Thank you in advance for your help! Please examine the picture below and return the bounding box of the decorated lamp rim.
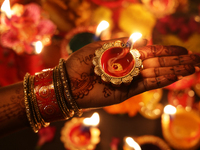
[93,40,142,85]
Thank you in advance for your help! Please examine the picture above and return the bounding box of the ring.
[93,40,142,85]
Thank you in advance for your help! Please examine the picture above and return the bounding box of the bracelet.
[59,58,83,117]
[31,75,50,127]
[24,59,83,132]
[23,73,39,133]
[53,67,74,119]
[34,69,65,122]
[29,75,42,130]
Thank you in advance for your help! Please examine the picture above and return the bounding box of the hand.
[65,37,200,109]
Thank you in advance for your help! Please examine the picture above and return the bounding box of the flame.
[126,137,141,150]
[129,32,142,43]
[83,112,100,126]
[164,105,177,115]
[1,0,12,18]
[95,20,109,37]
[34,41,43,54]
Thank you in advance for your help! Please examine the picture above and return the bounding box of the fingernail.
[177,75,183,80]
[188,50,193,54]
[195,63,200,67]
[195,66,200,72]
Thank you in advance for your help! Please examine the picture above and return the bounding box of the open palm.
[65,38,200,109]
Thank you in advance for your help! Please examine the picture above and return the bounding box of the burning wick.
[107,32,142,76]
[83,112,100,127]
[126,137,141,150]
[33,41,43,54]
[93,20,109,41]
[126,32,142,50]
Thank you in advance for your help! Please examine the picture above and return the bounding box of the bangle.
[32,75,50,127]
[34,69,65,122]
[53,67,74,119]
[59,58,83,117]
[23,73,39,133]
[29,75,42,130]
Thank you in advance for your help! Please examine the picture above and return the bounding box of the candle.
[33,41,43,54]
[67,21,109,54]
[60,112,100,150]
[161,106,200,150]
[93,32,143,86]
[125,137,141,150]
[124,135,171,150]
[126,32,142,50]
[93,20,109,41]
[1,0,12,19]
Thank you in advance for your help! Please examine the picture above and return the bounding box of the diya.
[123,135,171,150]
[93,39,142,86]
[60,113,100,150]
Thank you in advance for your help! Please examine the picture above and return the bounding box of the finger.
[141,64,195,78]
[129,74,178,97]
[137,45,188,60]
[133,39,148,48]
[142,54,200,68]
[142,75,178,91]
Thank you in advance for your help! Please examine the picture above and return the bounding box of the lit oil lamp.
[93,32,143,86]
[161,105,200,150]
[123,135,171,150]
[60,112,100,150]
[124,137,141,150]
[61,20,110,58]
[33,41,43,54]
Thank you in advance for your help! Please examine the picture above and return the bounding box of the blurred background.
[0,0,200,150]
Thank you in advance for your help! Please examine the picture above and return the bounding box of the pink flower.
[0,3,56,54]
[37,126,56,148]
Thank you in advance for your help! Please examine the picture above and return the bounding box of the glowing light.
[126,137,141,150]
[95,20,109,37]
[164,105,176,115]
[83,112,100,126]
[1,0,12,18]
[129,32,142,43]
[33,41,43,54]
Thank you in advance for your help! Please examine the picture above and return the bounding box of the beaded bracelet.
[59,58,83,117]
[23,73,39,133]
[53,67,74,119]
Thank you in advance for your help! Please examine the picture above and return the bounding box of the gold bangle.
[53,67,71,119]
[23,73,38,133]
[55,66,74,118]
[59,58,83,117]
[29,75,41,131]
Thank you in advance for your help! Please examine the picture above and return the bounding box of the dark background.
[0,90,199,150]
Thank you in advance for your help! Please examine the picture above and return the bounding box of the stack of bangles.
[23,58,83,133]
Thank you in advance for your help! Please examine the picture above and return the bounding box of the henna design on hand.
[103,85,115,98]
[77,54,95,65]
[0,88,26,122]
[142,74,177,90]
[190,54,200,63]
[158,57,166,67]
[70,72,97,99]
[154,68,160,77]
[103,87,112,98]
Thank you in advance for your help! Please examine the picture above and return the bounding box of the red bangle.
[34,68,66,122]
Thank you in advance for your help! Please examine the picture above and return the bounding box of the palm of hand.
[65,38,200,109]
